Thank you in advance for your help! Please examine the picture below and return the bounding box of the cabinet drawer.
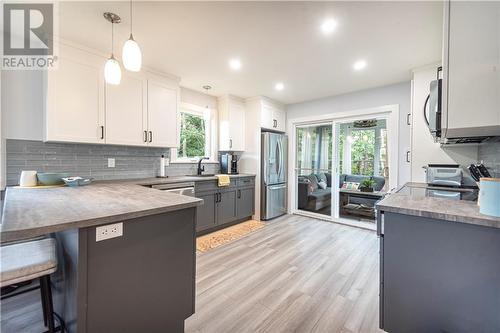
[236,177,255,187]
[195,180,237,193]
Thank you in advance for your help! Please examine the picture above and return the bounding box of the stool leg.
[40,275,56,333]
[39,277,48,327]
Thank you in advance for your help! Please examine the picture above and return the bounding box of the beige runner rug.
[196,220,265,253]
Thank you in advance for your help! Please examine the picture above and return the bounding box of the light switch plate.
[96,222,123,242]
[108,158,115,168]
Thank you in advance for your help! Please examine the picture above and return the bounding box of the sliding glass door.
[293,116,390,228]
[335,118,389,224]
[294,123,334,218]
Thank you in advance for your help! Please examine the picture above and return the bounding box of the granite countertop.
[377,182,500,229]
[0,180,205,243]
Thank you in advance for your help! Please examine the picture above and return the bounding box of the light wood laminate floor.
[1,214,382,333]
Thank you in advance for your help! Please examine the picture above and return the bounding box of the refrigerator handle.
[277,138,284,180]
[276,139,281,177]
[262,134,269,185]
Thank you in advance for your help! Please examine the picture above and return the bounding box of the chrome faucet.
[197,157,209,175]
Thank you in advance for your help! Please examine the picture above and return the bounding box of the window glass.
[177,112,206,159]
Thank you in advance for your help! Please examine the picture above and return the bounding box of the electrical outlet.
[96,222,123,242]
[108,158,115,168]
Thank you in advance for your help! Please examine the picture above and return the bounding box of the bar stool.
[1,237,63,332]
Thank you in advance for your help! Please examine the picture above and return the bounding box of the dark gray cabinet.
[195,177,255,233]
[217,189,237,224]
[196,192,217,232]
[237,187,254,219]
[379,211,500,333]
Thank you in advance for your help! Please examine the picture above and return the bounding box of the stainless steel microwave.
[424,66,442,141]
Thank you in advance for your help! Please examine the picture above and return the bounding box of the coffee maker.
[220,153,238,174]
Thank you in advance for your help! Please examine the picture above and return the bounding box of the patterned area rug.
[196,220,265,253]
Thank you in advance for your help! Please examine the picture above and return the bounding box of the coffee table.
[339,188,386,220]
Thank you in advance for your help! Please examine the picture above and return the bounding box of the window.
[171,103,215,162]
[178,112,206,159]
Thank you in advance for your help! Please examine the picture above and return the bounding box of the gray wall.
[479,141,500,177]
[286,81,412,186]
[5,139,219,186]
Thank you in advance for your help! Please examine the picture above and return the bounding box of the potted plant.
[360,178,376,192]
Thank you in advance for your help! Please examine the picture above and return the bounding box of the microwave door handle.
[424,94,430,126]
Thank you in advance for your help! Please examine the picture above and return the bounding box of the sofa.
[297,172,385,213]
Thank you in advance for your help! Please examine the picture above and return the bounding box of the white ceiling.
[58,1,443,104]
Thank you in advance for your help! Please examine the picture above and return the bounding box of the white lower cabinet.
[45,43,180,148]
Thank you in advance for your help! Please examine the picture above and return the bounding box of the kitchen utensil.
[19,171,38,187]
[37,173,69,185]
[479,178,500,217]
[476,163,491,178]
[467,164,482,182]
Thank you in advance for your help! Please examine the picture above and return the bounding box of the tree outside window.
[177,112,206,159]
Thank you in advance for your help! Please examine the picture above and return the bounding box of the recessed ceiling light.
[321,19,338,35]
[353,60,367,71]
[229,58,242,71]
[275,82,285,91]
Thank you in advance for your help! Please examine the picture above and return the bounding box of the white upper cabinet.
[105,73,146,146]
[261,99,286,132]
[219,95,245,151]
[45,45,105,144]
[442,0,500,138]
[147,79,179,148]
[45,43,180,148]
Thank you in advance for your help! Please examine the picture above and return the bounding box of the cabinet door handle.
[100,126,104,140]
[238,189,241,199]
[215,193,218,203]
[217,193,221,202]
[406,150,411,163]
[229,139,232,149]
[143,130,148,142]
[406,113,411,126]
[149,131,153,143]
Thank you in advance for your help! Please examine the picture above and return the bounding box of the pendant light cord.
[111,21,114,55]
[130,0,133,35]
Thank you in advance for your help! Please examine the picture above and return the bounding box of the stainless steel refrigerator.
[261,132,288,220]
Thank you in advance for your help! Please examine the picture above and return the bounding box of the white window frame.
[171,102,218,163]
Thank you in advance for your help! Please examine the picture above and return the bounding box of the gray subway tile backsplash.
[5,139,219,186]
[478,141,500,177]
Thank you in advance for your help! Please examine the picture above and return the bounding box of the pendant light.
[122,0,142,71]
[103,12,122,85]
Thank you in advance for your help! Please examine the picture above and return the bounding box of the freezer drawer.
[261,183,287,220]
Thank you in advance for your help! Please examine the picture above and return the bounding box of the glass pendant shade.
[122,34,142,71]
[104,56,122,85]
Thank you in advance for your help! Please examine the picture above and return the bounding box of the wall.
[5,139,219,186]
[286,81,412,186]
[479,140,500,177]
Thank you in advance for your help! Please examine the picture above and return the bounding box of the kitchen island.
[377,183,500,333]
[1,181,203,333]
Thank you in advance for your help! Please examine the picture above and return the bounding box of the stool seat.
[1,238,57,288]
